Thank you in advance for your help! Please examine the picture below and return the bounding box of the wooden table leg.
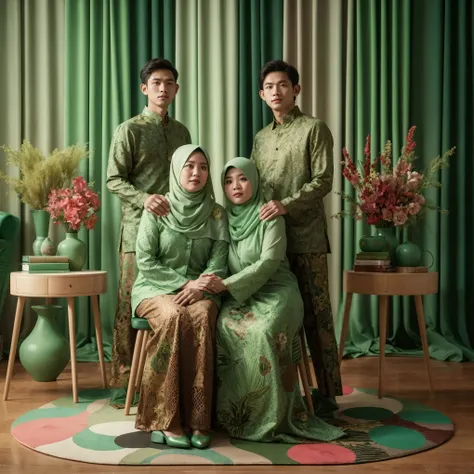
[91,294,107,388]
[414,295,434,392]
[3,297,25,401]
[67,297,78,403]
[339,292,353,363]
[378,295,389,399]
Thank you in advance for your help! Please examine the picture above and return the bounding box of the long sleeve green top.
[131,206,229,316]
[106,107,191,252]
[251,106,333,254]
[223,217,297,304]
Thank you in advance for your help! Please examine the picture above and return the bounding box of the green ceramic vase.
[396,240,430,267]
[374,225,399,263]
[57,232,87,271]
[31,209,50,256]
[19,305,69,382]
[359,235,386,252]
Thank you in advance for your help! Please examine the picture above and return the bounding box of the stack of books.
[22,255,70,273]
[353,252,393,272]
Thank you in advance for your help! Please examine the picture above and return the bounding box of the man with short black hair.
[251,59,342,408]
[107,58,191,391]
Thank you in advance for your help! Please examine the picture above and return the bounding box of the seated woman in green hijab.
[131,145,229,449]
[207,158,344,443]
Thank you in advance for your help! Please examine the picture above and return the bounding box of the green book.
[22,255,69,263]
[22,262,70,272]
[356,252,390,260]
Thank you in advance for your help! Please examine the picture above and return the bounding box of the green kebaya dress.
[215,158,345,443]
[131,145,229,432]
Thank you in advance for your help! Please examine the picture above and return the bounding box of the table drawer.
[47,274,104,296]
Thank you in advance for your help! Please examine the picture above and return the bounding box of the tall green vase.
[57,232,87,271]
[374,225,399,264]
[31,209,50,256]
[19,305,70,382]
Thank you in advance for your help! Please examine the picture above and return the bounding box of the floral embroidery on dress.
[259,356,272,376]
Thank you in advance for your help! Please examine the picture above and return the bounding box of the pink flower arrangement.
[334,126,455,227]
[47,177,101,232]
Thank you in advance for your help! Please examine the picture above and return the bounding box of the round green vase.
[31,209,50,256]
[359,235,386,252]
[19,305,69,382]
[57,232,87,271]
[396,240,422,267]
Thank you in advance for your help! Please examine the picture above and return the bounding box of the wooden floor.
[1,357,474,474]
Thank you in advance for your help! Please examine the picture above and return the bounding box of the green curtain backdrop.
[339,0,474,361]
[64,0,175,361]
[0,0,65,355]
[3,0,471,364]
[174,0,239,204]
[410,0,474,360]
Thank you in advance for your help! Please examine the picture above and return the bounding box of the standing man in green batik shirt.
[106,58,191,392]
[251,59,342,410]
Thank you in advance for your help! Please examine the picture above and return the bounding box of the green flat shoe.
[151,430,191,449]
[191,433,211,449]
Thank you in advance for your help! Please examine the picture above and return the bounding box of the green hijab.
[161,144,229,242]
[222,157,264,241]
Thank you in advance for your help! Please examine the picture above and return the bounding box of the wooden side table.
[339,270,438,398]
[3,271,108,403]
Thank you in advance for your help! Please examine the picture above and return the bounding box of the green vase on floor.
[57,232,87,271]
[31,209,50,256]
[19,305,69,382]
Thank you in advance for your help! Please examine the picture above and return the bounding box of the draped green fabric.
[64,0,175,361]
[410,0,474,361]
[0,0,65,355]
[339,0,474,361]
[238,0,283,156]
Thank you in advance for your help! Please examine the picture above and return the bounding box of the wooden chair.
[125,321,316,416]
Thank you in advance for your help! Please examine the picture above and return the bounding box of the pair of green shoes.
[151,430,211,449]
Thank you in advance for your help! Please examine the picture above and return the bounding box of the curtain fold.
[0,0,65,354]
[174,0,239,203]
[238,0,283,157]
[283,0,347,312]
[410,0,474,361]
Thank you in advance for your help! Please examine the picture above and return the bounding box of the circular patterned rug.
[11,386,453,465]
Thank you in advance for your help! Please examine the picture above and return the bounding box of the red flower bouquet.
[334,126,455,227]
[47,177,101,232]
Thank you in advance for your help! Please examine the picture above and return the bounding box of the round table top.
[343,270,439,296]
[11,270,106,277]
[10,270,107,297]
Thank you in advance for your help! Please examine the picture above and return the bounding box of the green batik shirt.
[106,106,192,252]
[251,106,333,254]
[131,207,229,316]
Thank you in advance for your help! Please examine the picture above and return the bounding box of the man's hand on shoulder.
[259,200,287,221]
[144,194,170,216]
